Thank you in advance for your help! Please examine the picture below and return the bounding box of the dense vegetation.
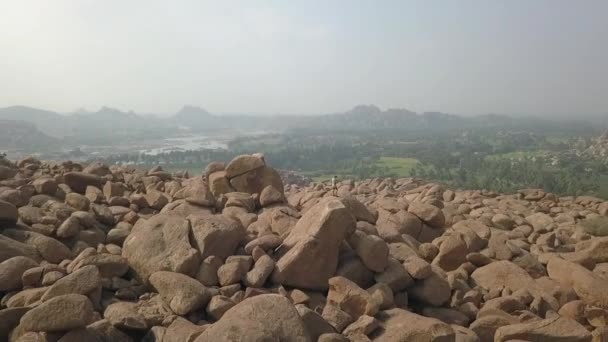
[103,121,608,199]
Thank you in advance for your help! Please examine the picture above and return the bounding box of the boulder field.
[0,154,607,341]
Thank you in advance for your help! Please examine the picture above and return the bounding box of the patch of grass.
[581,216,608,236]
[304,157,421,181]
[376,157,420,177]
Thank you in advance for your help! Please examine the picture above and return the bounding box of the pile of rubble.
[1,153,608,341]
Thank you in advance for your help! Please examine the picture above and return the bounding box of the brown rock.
[559,300,587,324]
[19,294,95,332]
[64,172,102,194]
[433,233,468,271]
[32,178,57,196]
[56,216,81,238]
[217,255,252,286]
[244,254,275,287]
[149,271,211,315]
[244,234,283,254]
[408,201,445,229]
[189,214,245,261]
[374,257,413,293]
[0,307,30,342]
[469,314,518,342]
[295,304,336,340]
[526,212,554,232]
[71,253,129,278]
[195,294,311,342]
[341,196,377,224]
[494,316,591,342]
[343,315,380,337]
[547,257,608,309]
[260,185,286,207]
[0,165,17,180]
[83,162,110,176]
[123,213,200,282]
[0,199,18,227]
[2,229,71,264]
[196,255,223,286]
[585,306,608,328]
[409,267,451,306]
[208,171,233,199]
[422,307,470,326]
[403,256,432,280]
[206,295,236,321]
[347,230,389,272]
[471,260,536,293]
[42,265,101,306]
[318,333,349,342]
[181,177,215,207]
[327,276,379,320]
[492,213,515,230]
[371,308,455,341]
[225,154,266,179]
[322,303,354,333]
[103,181,123,200]
[272,199,356,290]
[6,286,48,308]
[85,186,104,204]
[230,165,284,195]
[592,327,608,342]
[367,283,394,310]
[144,190,169,210]
[103,301,148,330]
[0,256,38,291]
[87,319,133,342]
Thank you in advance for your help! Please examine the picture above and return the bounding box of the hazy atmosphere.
[1,0,607,116]
[3,2,608,341]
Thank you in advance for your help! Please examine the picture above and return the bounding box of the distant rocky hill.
[304,105,465,131]
[0,104,604,149]
[173,105,213,126]
[0,120,60,150]
[0,106,67,137]
[0,106,179,145]
[1,153,608,341]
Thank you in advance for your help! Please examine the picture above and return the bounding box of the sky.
[0,0,606,116]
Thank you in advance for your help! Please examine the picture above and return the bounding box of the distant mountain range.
[0,104,605,151]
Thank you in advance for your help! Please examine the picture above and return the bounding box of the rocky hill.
[1,154,608,341]
[5,104,597,145]
[0,120,61,151]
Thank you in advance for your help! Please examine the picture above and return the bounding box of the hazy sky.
[1,1,606,116]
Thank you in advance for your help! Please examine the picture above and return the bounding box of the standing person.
[331,175,338,196]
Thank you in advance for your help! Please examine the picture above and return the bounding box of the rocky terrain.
[1,153,608,342]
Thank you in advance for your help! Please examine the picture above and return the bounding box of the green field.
[305,157,421,182]
[376,157,420,177]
